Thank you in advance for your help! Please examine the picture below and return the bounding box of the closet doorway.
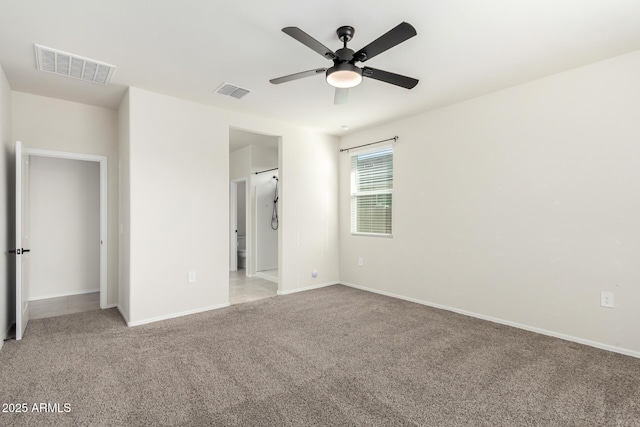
[14,142,107,340]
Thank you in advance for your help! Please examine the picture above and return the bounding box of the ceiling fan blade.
[282,27,337,60]
[353,22,417,63]
[270,68,327,84]
[334,88,349,104]
[362,67,419,89]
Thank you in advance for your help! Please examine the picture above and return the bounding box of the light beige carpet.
[1,285,639,426]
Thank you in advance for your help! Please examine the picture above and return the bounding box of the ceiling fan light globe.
[326,64,363,88]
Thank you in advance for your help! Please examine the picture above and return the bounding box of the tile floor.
[29,292,100,320]
[230,269,278,305]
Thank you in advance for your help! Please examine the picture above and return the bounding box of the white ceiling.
[1,1,640,135]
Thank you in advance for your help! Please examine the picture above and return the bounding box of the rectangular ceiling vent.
[215,83,250,99]
[34,44,116,85]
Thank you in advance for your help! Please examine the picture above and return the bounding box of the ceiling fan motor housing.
[335,47,355,62]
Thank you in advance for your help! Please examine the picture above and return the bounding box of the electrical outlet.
[600,291,614,308]
[358,257,363,267]
[188,271,196,283]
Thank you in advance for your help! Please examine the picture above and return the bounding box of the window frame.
[349,144,394,238]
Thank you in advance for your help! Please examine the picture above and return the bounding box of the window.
[350,146,393,236]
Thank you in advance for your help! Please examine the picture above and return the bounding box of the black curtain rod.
[340,136,398,153]
[255,167,279,175]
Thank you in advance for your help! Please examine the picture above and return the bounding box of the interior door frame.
[23,146,109,309]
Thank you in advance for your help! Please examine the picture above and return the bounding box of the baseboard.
[126,303,230,327]
[29,288,100,301]
[255,272,278,283]
[340,282,640,359]
[277,281,338,296]
[104,303,118,309]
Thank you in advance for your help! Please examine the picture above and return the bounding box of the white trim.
[99,157,108,309]
[351,232,393,238]
[256,272,277,283]
[277,281,338,296]
[28,288,100,301]
[104,303,118,309]
[126,303,231,327]
[340,281,640,359]
[24,147,106,162]
[23,147,109,309]
[15,141,24,340]
[117,305,130,325]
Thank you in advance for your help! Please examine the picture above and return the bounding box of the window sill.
[351,232,393,239]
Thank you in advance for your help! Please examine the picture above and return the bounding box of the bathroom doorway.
[229,128,280,304]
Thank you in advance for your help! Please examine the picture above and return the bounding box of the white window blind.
[350,147,393,236]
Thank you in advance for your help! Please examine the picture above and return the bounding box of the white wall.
[339,50,640,356]
[229,146,250,180]
[0,65,12,347]
[250,145,278,174]
[127,87,229,324]
[117,91,130,321]
[29,157,100,299]
[11,92,119,306]
[276,130,339,293]
[120,87,339,324]
[255,172,278,271]
[249,145,278,275]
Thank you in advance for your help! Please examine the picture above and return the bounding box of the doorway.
[14,142,107,340]
[228,128,280,304]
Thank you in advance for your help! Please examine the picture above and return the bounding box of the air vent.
[215,83,251,99]
[34,44,116,85]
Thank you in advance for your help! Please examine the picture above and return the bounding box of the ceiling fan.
[270,22,419,104]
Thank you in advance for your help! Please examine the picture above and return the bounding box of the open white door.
[15,141,30,340]
[230,181,238,272]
